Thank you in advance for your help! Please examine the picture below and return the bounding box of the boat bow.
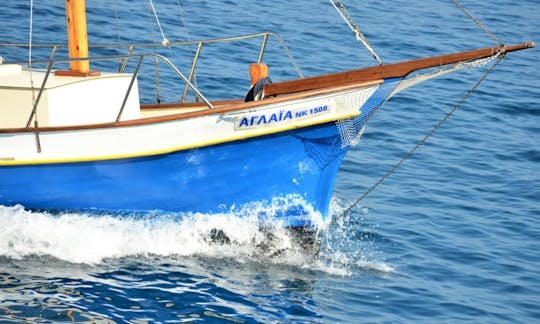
[0,0,535,230]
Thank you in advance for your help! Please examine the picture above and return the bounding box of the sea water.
[1,0,539,322]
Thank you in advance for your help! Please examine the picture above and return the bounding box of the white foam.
[319,198,395,275]
[0,197,319,265]
[0,198,394,276]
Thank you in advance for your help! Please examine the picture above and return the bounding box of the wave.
[0,198,394,276]
[0,202,305,263]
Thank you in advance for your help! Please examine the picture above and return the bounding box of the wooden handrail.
[264,42,535,97]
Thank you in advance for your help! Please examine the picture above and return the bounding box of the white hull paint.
[1,84,378,165]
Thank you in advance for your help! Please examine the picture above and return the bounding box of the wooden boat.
[0,1,533,231]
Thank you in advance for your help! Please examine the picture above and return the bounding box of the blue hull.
[0,81,399,227]
[1,124,344,227]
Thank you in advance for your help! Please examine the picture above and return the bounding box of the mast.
[56,0,99,76]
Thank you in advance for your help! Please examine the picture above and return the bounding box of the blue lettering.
[268,113,278,123]
[257,114,267,125]
[239,117,249,127]
[295,110,308,118]
[284,111,293,120]
[238,109,301,129]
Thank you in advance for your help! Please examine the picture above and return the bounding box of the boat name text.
[235,104,330,130]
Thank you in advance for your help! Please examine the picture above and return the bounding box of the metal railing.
[1,32,303,109]
[18,51,217,128]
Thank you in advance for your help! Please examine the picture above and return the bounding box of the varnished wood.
[54,69,100,77]
[0,42,533,134]
[264,42,535,97]
[141,99,244,110]
[65,0,91,74]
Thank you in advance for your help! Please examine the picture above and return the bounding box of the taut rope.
[451,0,502,45]
[336,0,510,219]
[329,0,383,65]
[147,0,170,46]
[337,53,504,219]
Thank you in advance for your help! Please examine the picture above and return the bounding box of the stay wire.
[147,0,169,46]
[113,0,123,70]
[451,0,502,45]
[28,0,36,105]
[176,0,198,88]
[329,0,383,65]
[176,0,191,42]
[145,1,158,44]
[337,53,504,218]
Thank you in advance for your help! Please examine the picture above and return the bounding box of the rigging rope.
[175,0,198,89]
[147,0,170,46]
[145,1,158,44]
[28,0,41,152]
[328,0,383,65]
[451,0,502,45]
[28,0,36,105]
[113,0,124,71]
[113,0,120,45]
[176,0,191,42]
[337,52,504,218]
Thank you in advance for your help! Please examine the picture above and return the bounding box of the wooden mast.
[56,0,99,77]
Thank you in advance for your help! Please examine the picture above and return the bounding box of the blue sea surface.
[1,0,539,322]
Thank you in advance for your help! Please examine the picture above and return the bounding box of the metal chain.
[337,54,504,218]
[451,0,502,45]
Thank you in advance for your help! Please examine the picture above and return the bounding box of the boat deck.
[140,100,243,118]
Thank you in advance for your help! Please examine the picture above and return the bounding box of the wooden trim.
[141,99,244,110]
[0,80,382,134]
[54,70,101,77]
[264,42,535,97]
[0,42,533,134]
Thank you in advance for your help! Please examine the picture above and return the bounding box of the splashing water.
[0,198,394,323]
[0,197,393,275]
[0,208,297,264]
[316,198,395,275]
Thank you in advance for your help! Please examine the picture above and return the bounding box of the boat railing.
[0,32,303,104]
[109,32,304,103]
[19,49,217,128]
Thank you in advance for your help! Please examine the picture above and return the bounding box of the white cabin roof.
[0,64,141,128]
[0,63,130,90]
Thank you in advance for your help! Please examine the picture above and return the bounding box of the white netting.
[389,52,502,99]
[336,117,367,148]
[334,87,378,148]
[335,52,503,148]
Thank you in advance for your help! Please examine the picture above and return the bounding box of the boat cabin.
[0,63,140,128]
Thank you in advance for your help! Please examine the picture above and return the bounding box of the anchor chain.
[337,53,504,218]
